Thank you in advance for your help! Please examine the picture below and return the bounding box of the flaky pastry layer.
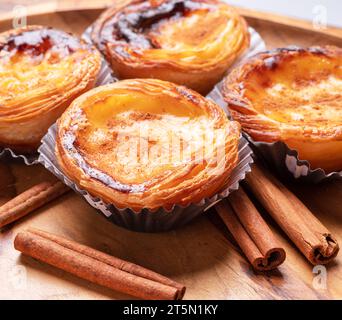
[0,25,101,152]
[56,79,240,211]
[91,0,249,94]
[222,46,342,172]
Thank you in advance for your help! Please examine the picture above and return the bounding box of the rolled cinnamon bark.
[28,228,185,298]
[14,229,185,300]
[0,181,69,228]
[245,163,339,265]
[216,189,286,271]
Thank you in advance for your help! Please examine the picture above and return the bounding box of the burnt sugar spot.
[263,56,279,70]
[308,47,327,55]
[112,0,211,49]
[0,28,81,60]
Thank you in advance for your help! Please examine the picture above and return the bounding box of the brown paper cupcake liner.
[38,123,253,232]
[207,84,342,183]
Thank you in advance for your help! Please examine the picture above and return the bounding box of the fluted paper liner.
[0,148,38,165]
[38,123,253,232]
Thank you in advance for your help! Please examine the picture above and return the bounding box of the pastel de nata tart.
[91,0,249,94]
[222,46,342,173]
[56,79,241,212]
[0,25,101,153]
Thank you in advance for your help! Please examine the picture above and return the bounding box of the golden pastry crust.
[222,46,342,172]
[56,79,241,211]
[0,25,101,153]
[91,0,249,94]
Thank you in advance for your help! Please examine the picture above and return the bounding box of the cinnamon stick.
[14,229,186,300]
[0,181,69,228]
[216,188,286,271]
[28,228,185,297]
[244,163,339,265]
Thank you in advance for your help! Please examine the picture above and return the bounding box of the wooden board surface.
[0,4,342,300]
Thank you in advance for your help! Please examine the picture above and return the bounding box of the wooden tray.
[0,4,341,300]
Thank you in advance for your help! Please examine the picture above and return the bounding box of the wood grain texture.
[0,3,341,300]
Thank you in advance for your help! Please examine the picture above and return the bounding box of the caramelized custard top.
[222,47,342,142]
[244,49,342,128]
[58,79,240,199]
[0,27,92,106]
[93,0,248,69]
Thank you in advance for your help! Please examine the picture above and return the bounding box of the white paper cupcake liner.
[250,138,342,183]
[38,123,253,232]
[207,74,342,183]
[0,148,39,165]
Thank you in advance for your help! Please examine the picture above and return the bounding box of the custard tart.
[222,46,342,172]
[91,0,249,94]
[0,26,101,153]
[56,79,241,211]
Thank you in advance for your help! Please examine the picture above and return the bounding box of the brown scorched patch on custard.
[113,0,210,49]
[0,28,81,61]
